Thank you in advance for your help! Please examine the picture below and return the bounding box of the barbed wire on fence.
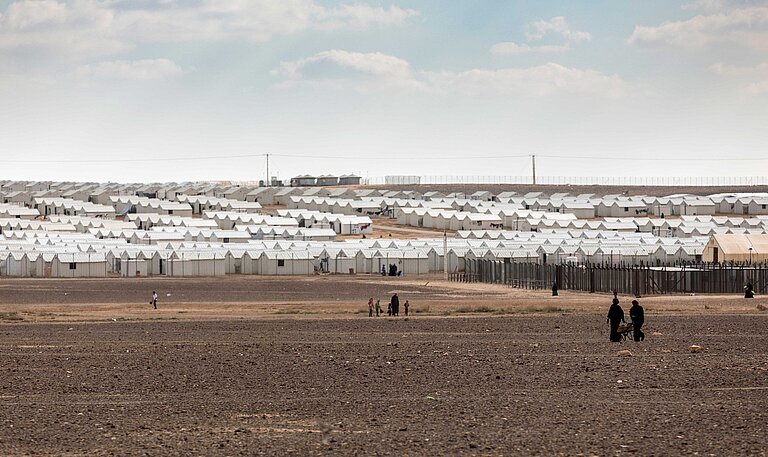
[364,176,768,186]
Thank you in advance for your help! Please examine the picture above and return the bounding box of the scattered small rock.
[690,345,702,353]
[652,331,663,336]
[617,350,632,357]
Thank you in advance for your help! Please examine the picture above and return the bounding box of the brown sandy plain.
[1,275,767,456]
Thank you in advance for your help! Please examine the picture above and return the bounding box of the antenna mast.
[265,153,270,187]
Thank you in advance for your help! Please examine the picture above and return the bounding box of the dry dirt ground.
[1,276,768,456]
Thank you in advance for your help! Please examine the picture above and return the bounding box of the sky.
[0,0,767,182]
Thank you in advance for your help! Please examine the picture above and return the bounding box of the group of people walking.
[607,293,644,342]
[368,293,410,317]
[607,281,761,342]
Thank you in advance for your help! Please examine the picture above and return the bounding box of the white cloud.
[711,61,768,95]
[744,80,768,94]
[317,4,418,30]
[0,0,129,59]
[629,6,768,50]
[490,42,570,55]
[0,0,418,61]
[491,16,589,56]
[274,49,423,90]
[525,16,592,43]
[278,50,412,79]
[683,0,766,12]
[710,61,768,75]
[425,63,627,97]
[683,0,732,11]
[76,58,182,80]
[276,50,630,97]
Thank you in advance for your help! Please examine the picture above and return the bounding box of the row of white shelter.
[0,223,708,278]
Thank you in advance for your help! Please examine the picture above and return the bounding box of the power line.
[538,155,768,162]
[3,153,268,164]
[271,153,533,160]
[2,153,532,164]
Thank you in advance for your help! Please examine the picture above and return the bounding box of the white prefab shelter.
[166,252,226,276]
[354,249,378,274]
[5,252,46,277]
[561,202,596,219]
[319,248,357,274]
[120,258,150,277]
[52,253,108,278]
[369,249,429,275]
[258,251,313,275]
[241,251,262,274]
[427,247,444,272]
[446,248,469,273]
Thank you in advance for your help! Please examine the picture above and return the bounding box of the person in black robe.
[551,282,558,296]
[391,293,400,316]
[745,282,755,298]
[607,298,625,342]
[629,299,645,342]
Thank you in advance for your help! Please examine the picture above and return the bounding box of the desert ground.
[1,276,767,456]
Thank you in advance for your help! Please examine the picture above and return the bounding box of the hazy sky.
[1,0,767,182]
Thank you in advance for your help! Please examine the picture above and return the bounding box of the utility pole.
[443,231,448,281]
[531,154,537,185]
[265,153,270,187]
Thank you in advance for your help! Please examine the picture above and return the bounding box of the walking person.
[151,291,158,310]
[551,282,558,297]
[387,302,392,316]
[607,298,625,342]
[375,299,381,317]
[391,293,400,316]
[368,298,374,317]
[745,282,755,298]
[404,300,410,316]
[629,299,645,342]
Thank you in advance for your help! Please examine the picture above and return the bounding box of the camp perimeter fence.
[368,176,768,186]
[452,260,768,296]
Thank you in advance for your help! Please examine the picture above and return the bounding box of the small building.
[315,175,339,187]
[291,175,317,187]
[338,174,362,186]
